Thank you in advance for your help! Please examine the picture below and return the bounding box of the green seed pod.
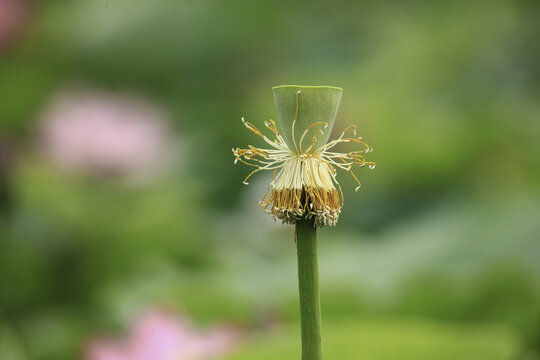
[272,85,343,153]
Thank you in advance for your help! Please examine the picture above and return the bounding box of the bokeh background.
[1,0,539,359]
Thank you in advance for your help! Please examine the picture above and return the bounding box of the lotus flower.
[39,89,174,181]
[0,0,29,48]
[85,309,241,360]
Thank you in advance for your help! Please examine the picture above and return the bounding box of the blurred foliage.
[1,0,539,359]
[225,318,519,360]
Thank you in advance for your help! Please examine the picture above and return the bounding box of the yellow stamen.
[233,113,374,227]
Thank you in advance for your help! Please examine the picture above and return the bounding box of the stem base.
[295,217,322,360]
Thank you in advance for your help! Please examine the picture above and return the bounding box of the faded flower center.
[233,91,375,227]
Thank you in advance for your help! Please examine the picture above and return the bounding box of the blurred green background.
[1,0,539,359]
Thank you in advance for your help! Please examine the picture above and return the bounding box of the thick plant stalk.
[296,217,322,360]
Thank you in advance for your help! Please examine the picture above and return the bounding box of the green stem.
[296,217,322,360]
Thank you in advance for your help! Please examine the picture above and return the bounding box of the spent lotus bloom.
[39,89,174,181]
[85,309,241,360]
[233,86,375,227]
